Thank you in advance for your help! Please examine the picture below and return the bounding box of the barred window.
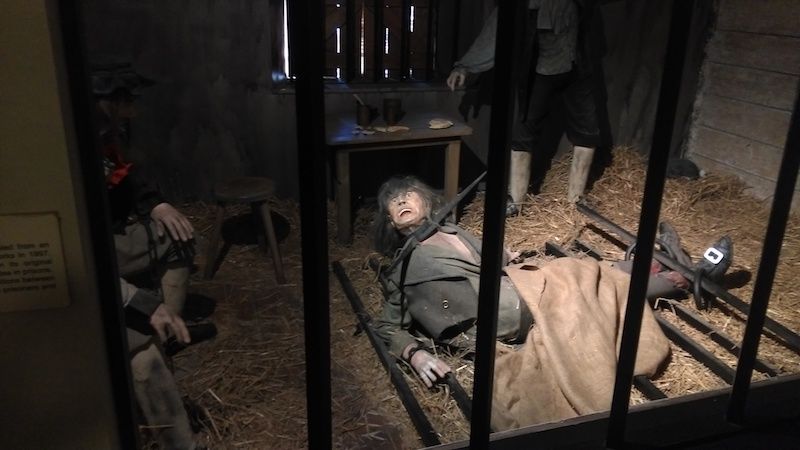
[272,0,457,84]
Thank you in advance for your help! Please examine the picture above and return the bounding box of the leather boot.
[161,267,189,315]
[508,150,532,206]
[567,145,595,203]
[658,222,693,268]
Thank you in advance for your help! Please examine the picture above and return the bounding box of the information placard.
[0,213,70,312]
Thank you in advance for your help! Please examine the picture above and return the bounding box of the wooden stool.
[204,177,286,283]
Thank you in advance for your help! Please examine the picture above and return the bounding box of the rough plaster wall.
[686,0,800,207]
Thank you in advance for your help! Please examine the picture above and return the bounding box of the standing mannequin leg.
[567,145,595,203]
[509,150,532,206]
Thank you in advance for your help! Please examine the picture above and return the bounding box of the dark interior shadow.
[206,211,290,276]
[721,269,752,290]
[220,211,290,245]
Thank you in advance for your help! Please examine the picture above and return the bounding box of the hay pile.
[169,147,799,449]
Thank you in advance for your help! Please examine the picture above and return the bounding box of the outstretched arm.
[402,343,452,388]
[451,7,499,77]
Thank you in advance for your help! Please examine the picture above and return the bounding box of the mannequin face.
[98,98,137,119]
[387,190,428,234]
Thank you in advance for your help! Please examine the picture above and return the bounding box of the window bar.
[426,0,438,81]
[288,1,332,448]
[400,0,411,79]
[469,2,520,448]
[346,0,356,81]
[606,0,695,447]
[728,79,800,423]
[373,0,384,82]
[58,3,139,447]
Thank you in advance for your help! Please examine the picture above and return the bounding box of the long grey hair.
[373,175,443,256]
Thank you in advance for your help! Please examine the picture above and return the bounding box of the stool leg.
[203,204,226,279]
[250,203,268,252]
[258,201,286,284]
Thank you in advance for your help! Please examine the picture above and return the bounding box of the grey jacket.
[374,225,530,356]
[454,1,579,77]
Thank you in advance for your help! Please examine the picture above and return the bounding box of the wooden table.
[326,111,473,244]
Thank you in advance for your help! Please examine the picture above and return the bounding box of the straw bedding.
[162,147,799,449]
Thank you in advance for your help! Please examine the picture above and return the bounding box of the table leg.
[444,140,461,218]
[335,150,352,244]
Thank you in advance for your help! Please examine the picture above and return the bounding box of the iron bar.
[665,301,779,377]
[655,315,737,384]
[544,242,754,402]
[606,0,695,446]
[569,235,777,377]
[469,2,520,448]
[633,377,667,401]
[578,203,800,353]
[426,0,438,80]
[400,0,411,79]
[373,0,384,82]
[57,3,139,446]
[573,239,604,260]
[445,373,473,421]
[728,79,800,423]
[346,0,356,81]
[289,1,331,447]
[332,261,441,446]
[544,241,567,257]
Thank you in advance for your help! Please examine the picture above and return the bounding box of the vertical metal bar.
[426,0,438,80]
[55,3,139,447]
[346,0,356,81]
[728,79,800,423]
[373,0,384,82]
[606,0,694,447]
[288,1,332,448]
[400,0,411,79]
[469,2,520,448]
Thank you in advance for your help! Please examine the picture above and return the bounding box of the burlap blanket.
[491,257,670,430]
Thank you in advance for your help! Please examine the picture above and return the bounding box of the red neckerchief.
[102,141,133,187]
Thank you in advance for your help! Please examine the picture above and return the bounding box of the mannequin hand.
[407,347,451,388]
[150,303,191,344]
[446,68,467,91]
[151,202,194,241]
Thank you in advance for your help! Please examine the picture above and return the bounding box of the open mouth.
[399,208,412,216]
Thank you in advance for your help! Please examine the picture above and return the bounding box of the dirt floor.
[165,147,800,449]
